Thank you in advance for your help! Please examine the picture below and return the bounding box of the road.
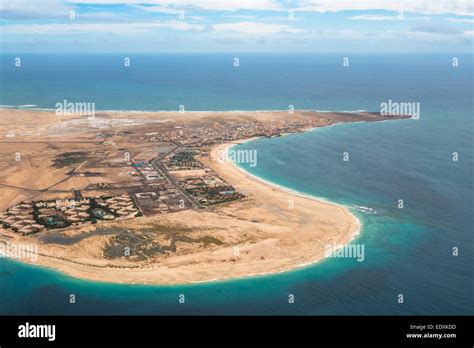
[150,158,204,209]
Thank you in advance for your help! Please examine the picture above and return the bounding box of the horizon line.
[1,51,473,55]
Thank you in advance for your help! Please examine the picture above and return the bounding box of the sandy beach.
[4,140,358,285]
[0,108,402,285]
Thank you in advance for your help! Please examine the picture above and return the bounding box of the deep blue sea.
[0,54,472,315]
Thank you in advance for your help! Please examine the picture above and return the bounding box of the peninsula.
[0,108,409,284]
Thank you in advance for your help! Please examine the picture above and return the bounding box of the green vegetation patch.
[40,215,71,229]
[102,225,223,260]
[52,151,88,168]
[104,231,163,260]
[86,198,119,220]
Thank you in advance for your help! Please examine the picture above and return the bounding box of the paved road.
[150,158,204,209]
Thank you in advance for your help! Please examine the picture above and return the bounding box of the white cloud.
[446,17,474,24]
[133,5,204,20]
[410,22,460,35]
[71,0,282,12]
[224,15,259,20]
[403,31,454,42]
[464,30,474,37]
[133,5,182,15]
[0,0,72,19]
[0,21,205,35]
[68,0,472,15]
[296,0,474,16]
[2,0,473,20]
[1,19,304,36]
[348,14,430,21]
[314,29,365,39]
[212,22,303,34]
[348,14,401,21]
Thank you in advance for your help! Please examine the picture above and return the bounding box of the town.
[0,111,377,236]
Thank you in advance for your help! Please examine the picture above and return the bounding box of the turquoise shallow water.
[0,53,472,314]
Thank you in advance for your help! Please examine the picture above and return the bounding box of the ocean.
[0,53,472,315]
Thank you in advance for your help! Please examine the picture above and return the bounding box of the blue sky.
[0,0,473,53]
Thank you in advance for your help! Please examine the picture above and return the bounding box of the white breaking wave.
[353,205,377,214]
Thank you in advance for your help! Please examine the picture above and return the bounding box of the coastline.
[0,108,383,286]
[3,138,360,286]
[0,105,368,114]
[226,132,362,231]
[0,52,471,317]
[203,139,362,272]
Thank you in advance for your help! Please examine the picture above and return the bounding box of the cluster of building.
[162,148,243,206]
[1,117,316,236]
[37,198,91,226]
[134,162,163,181]
[132,184,187,214]
[0,202,43,235]
[162,149,203,171]
[0,195,140,236]
[176,173,244,205]
[152,119,319,148]
[95,195,140,219]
